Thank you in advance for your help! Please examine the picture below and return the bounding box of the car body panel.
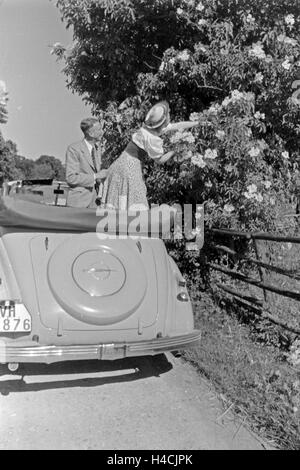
[29,233,159,331]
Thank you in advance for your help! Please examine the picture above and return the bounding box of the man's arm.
[66,145,95,188]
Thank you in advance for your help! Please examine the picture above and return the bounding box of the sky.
[0,0,92,161]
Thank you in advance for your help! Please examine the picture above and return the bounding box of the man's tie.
[92,144,103,204]
[91,145,98,172]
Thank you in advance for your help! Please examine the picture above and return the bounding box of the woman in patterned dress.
[103,101,199,211]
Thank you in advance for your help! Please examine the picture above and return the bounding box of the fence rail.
[210,227,300,244]
[208,262,300,301]
[213,244,300,281]
[208,227,300,335]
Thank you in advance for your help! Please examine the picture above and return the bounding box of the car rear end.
[0,182,200,368]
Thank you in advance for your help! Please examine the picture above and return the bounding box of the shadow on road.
[0,354,173,396]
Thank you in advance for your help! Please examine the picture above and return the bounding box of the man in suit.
[66,117,108,208]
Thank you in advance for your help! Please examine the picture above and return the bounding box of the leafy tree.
[30,162,54,179]
[52,0,195,108]
[34,155,65,180]
[0,142,65,184]
[13,155,35,179]
[0,135,21,184]
[12,155,65,180]
[0,79,13,183]
[0,80,8,124]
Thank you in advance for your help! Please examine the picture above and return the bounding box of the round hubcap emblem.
[72,250,125,297]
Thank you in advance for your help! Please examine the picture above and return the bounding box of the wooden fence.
[208,228,300,335]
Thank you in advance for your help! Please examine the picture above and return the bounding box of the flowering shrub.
[136,1,300,231]
[54,0,300,233]
[144,89,295,232]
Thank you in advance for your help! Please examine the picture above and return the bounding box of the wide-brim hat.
[144,101,169,129]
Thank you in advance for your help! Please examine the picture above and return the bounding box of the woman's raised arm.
[163,120,200,133]
[155,150,175,164]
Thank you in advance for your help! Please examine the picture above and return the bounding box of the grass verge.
[184,291,300,450]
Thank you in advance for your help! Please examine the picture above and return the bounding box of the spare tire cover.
[47,234,147,325]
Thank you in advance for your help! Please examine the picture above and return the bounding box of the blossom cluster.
[189,112,200,121]
[191,148,218,168]
[191,153,206,168]
[254,72,264,83]
[204,148,218,159]
[170,130,195,144]
[282,59,292,70]
[224,203,235,213]
[277,34,298,47]
[254,111,265,120]
[248,146,260,157]
[285,14,295,27]
[196,2,204,12]
[215,130,225,139]
[221,89,254,107]
[282,151,289,160]
[176,2,208,29]
[243,183,264,202]
[245,13,255,25]
[248,42,266,59]
[177,50,190,62]
[207,103,222,115]
[159,48,191,71]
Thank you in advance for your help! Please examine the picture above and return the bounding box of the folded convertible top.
[0,195,175,235]
[0,195,100,231]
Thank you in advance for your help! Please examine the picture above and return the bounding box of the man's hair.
[80,118,99,136]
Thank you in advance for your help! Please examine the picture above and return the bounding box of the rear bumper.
[0,331,201,364]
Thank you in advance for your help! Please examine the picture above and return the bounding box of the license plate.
[0,302,32,332]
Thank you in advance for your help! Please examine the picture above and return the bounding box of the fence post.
[253,238,268,302]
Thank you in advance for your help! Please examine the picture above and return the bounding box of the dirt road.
[0,353,267,450]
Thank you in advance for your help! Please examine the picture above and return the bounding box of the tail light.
[177,292,189,302]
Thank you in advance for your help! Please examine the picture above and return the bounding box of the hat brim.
[144,102,169,129]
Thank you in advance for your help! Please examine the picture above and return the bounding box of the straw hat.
[144,101,170,129]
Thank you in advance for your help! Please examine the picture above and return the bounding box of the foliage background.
[0,136,66,185]
[52,0,300,232]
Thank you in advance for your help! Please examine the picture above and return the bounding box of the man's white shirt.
[84,138,94,156]
[84,139,97,182]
